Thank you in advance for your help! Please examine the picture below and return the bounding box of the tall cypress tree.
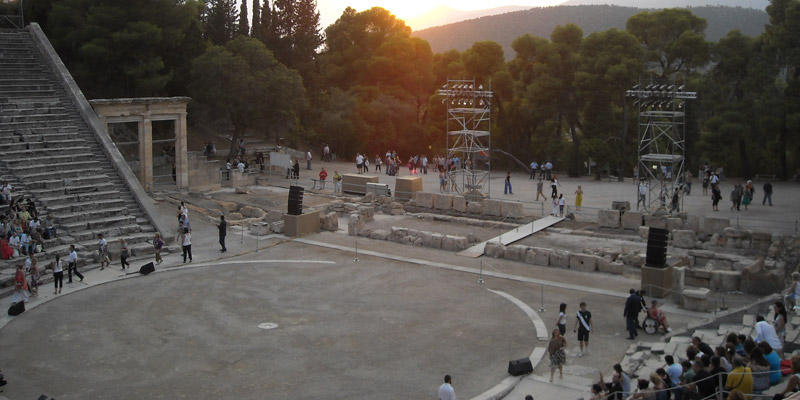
[204,0,238,45]
[252,0,261,37]
[238,0,249,36]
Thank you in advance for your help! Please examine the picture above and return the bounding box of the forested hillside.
[413,5,769,56]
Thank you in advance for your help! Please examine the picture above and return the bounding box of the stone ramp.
[457,215,564,258]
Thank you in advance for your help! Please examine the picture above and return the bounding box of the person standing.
[375,155,382,173]
[29,254,40,296]
[438,375,455,400]
[548,328,567,382]
[556,303,567,335]
[558,194,565,216]
[119,239,130,270]
[153,232,164,264]
[98,233,109,270]
[551,196,559,216]
[551,176,560,198]
[306,150,312,170]
[624,289,641,340]
[218,215,227,253]
[52,254,64,294]
[530,161,538,179]
[575,185,583,211]
[333,171,342,193]
[12,264,29,304]
[573,301,592,356]
[638,182,647,209]
[67,244,83,283]
[181,228,192,263]
[712,185,722,211]
[763,181,773,206]
[504,171,513,195]
[318,167,328,190]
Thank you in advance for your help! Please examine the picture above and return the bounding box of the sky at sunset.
[315,0,566,30]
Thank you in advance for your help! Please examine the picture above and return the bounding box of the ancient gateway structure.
[90,97,190,191]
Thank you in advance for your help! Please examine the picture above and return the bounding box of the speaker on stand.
[645,227,668,268]
[288,185,304,216]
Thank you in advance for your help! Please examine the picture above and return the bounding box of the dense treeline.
[16,0,800,179]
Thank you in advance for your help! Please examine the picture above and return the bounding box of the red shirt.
[319,170,327,180]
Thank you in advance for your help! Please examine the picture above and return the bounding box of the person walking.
[67,244,83,283]
[218,215,227,253]
[181,228,192,263]
[438,375,455,400]
[548,328,567,382]
[119,239,130,270]
[763,181,773,206]
[306,150,312,170]
[573,301,592,356]
[98,233,109,270]
[536,179,546,201]
[52,254,64,294]
[551,176,560,198]
[638,182,647,210]
[575,185,583,211]
[743,180,754,210]
[712,185,722,211]
[731,184,742,211]
[504,171,513,194]
[623,289,641,340]
[556,303,568,335]
[153,232,164,265]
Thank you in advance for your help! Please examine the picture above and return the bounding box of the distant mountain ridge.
[413,5,769,57]
[405,5,533,30]
[561,0,768,9]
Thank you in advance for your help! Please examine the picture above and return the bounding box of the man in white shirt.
[20,232,31,255]
[67,244,83,282]
[0,181,11,204]
[438,375,455,400]
[29,217,41,233]
[9,233,21,255]
[754,315,782,352]
[98,233,109,270]
[237,160,245,173]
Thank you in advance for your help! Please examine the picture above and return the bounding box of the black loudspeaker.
[288,185,304,216]
[646,227,669,268]
[139,262,155,275]
[8,301,25,316]
[508,357,533,376]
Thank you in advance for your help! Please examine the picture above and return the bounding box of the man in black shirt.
[217,215,227,253]
[763,181,773,206]
[684,358,716,399]
[693,336,715,356]
[623,289,641,340]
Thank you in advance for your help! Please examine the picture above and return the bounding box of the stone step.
[46,198,127,214]
[0,111,71,122]
[1,145,91,160]
[0,106,66,116]
[0,83,58,92]
[0,89,59,98]
[0,98,61,109]
[0,57,41,64]
[10,160,101,176]
[38,189,121,207]
[0,138,85,152]
[71,223,144,242]
[16,166,105,181]
[0,130,82,143]
[62,214,138,233]
[23,174,110,191]
[0,117,80,131]
[3,152,95,167]
[56,206,130,224]
[27,181,116,199]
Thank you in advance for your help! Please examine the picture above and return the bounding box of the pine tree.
[204,0,238,45]
[272,0,322,76]
[238,0,249,36]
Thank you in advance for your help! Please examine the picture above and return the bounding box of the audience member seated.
[649,300,671,332]
[0,235,13,259]
[725,356,753,398]
[748,347,772,394]
[773,355,800,400]
[759,341,783,385]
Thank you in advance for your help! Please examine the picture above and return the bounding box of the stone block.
[638,226,649,239]
[452,196,467,212]
[703,217,730,236]
[369,229,390,241]
[347,213,364,236]
[467,201,482,214]
[395,176,423,200]
[683,215,700,232]
[483,199,503,217]
[389,227,408,242]
[672,230,697,249]
[433,193,453,210]
[425,233,444,249]
[250,222,271,235]
[710,270,741,292]
[645,215,667,229]
[549,250,570,268]
[597,257,625,275]
[666,217,683,231]
[484,242,505,259]
[651,343,666,355]
[414,192,433,208]
[442,235,468,251]
[683,288,710,312]
[740,257,784,295]
[621,212,644,230]
[502,201,524,218]
[270,220,284,234]
[569,254,598,272]
[505,245,528,262]
[320,212,339,231]
[612,201,631,211]
[598,209,621,228]
[342,174,379,195]
[723,227,751,240]
[528,247,550,266]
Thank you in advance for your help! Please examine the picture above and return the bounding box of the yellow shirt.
[726,366,753,397]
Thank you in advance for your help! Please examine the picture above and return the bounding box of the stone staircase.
[0,30,157,294]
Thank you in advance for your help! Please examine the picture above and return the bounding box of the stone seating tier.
[0,29,155,278]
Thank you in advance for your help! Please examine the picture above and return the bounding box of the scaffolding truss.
[626,77,696,212]
[438,78,492,200]
[0,0,24,29]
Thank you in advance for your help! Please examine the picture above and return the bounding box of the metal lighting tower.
[438,78,492,200]
[626,77,696,212]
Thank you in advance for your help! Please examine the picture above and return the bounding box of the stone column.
[174,112,189,189]
[139,116,153,191]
